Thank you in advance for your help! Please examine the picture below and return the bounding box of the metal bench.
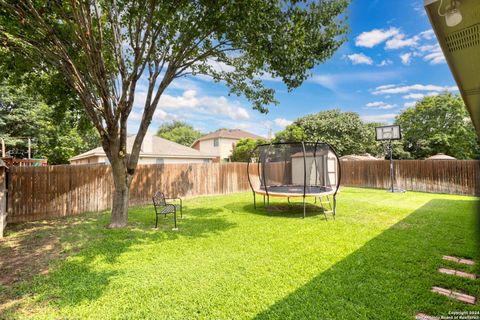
[152,191,182,230]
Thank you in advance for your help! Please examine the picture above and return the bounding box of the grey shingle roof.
[70,135,215,161]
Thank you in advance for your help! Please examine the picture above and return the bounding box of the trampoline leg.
[287,197,291,205]
[267,196,270,206]
[303,197,306,219]
[319,196,327,221]
[263,195,265,206]
[333,196,337,220]
[253,192,256,209]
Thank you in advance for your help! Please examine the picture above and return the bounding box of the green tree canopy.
[395,93,480,159]
[0,83,99,164]
[230,138,268,162]
[156,121,202,147]
[274,109,376,156]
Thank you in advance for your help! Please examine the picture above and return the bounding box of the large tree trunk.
[109,156,133,228]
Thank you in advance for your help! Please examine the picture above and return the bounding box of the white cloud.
[169,78,200,91]
[134,89,250,121]
[130,111,143,121]
[310,71,399,91]
[354,26,444,67]
[130,109,179,123]
[153,109,180,121]
[404,101,417,108]
[274,118,293,128]
[404,32,445,65]
[412,3,427,16]
[386,34,419,49]
[402,93,425,100]
[255,71,281,82]
[205,58,236,74]
[355,27,400,48]
[372,84,459,95]
[355,27,444,66]
[375,84,397,90]
[310,74,337,91]
[159,90,198,109]
[400,53,412,65]
[378,59,393,67]
[415,43,446,64]
[419,29,435,40]
[365,101,397,109]
[422,44,446,64]
[206,97,250,120]
[402,92,440,100]
[346,53,373,65]
[361,113,398,123]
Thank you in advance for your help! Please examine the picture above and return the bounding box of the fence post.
[0,161,7,237]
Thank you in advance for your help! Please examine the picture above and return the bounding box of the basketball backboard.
[375,125,401,141]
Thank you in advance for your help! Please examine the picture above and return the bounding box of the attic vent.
[445,24,480,52]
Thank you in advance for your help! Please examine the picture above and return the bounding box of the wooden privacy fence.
[341,160,480,196]
[5,160,479,224]
[7,162,257,223]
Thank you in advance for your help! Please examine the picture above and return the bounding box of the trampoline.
[247,142,341,219]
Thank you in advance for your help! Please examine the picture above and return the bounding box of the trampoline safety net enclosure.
[247,142,341,219]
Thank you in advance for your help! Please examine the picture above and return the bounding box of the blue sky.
[130,0,458,138]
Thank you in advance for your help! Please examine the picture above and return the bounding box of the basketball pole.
[386,138,405,193]
[388,139,394,193]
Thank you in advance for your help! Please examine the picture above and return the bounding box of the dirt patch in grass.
[0,221,66,287]
[0,215,104,316]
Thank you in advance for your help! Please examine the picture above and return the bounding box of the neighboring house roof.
[191,129,263,147]
[340,154,380,161]
[426,153,457,160]
[69,135,216,162]
[0,159,7,168]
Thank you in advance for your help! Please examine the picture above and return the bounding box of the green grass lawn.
[1,187,479,319]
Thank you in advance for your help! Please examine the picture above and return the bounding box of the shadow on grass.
[241,197,331,219]
[0,205,236,316]
[254,198,480,319]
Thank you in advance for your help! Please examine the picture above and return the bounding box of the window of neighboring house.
[213,138,219,147]
[156,159,164,164]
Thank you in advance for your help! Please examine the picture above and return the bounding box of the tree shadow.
[254,198,480,319]
[0,205,235,316]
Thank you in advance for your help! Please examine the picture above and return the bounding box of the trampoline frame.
[247,141,342,219]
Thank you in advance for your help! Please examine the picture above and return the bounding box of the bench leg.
[172,209,178,231]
